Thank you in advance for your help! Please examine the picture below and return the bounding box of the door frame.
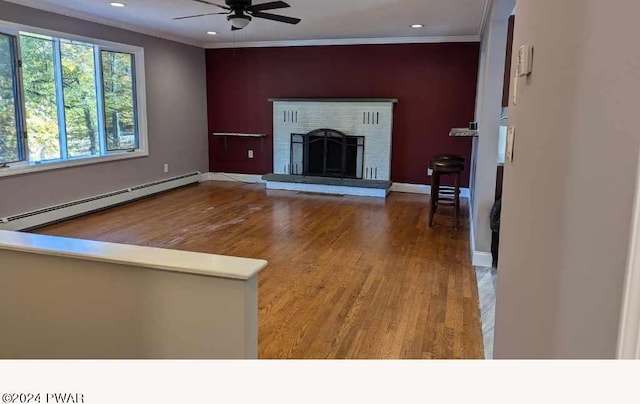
[617,153,640,359]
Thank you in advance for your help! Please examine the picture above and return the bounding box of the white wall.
[0,231,266,359]
[471,0,514,264]
[494,0,640,358]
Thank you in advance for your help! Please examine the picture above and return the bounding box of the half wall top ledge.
[269,98,399,103]
[0,230,267,280]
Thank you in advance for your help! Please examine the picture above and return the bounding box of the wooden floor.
[34,181,484,359]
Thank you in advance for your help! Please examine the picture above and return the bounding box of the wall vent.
[283,110,298,123]
[362,111,380,125]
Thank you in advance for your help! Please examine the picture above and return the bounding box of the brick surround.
[272,100,395,181]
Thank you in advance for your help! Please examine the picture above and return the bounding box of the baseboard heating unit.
[0,172,202,231]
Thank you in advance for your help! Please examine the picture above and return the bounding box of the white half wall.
[0,231,267,359]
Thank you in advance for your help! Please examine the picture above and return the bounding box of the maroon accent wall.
[206,43,479,185]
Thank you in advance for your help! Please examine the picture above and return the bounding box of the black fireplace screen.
[291,129,364,179]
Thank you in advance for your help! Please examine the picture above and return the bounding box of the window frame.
[0,31,25,164]
[0,20,148,178]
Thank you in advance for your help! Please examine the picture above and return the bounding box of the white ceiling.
[9,0,489,48]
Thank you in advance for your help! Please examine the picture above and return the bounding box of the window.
[0,23,146,175]
[21,34,61,162]
[0,33,21,164]
[101,50,138,151]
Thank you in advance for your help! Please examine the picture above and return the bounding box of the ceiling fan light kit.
[175,0,301,31]
[228,13,252,29]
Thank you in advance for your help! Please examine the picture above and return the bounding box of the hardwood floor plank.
[34,181,484,359]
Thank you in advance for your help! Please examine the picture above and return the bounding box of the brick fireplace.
[265,98,396,198]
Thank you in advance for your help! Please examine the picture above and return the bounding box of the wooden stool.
[428,158,464,229]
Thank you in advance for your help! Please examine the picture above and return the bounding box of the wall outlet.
[163,163,169,173]
[428,168,433,176]
[248,150,254,159]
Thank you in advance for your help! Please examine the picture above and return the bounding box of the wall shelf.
[212,133,267,151]
[449,128,479,138]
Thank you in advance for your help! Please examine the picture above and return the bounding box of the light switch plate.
[506,127,516,162]
[517,45,534,76]
[248,150,254,159]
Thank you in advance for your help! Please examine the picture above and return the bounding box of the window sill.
[0,150,148,178]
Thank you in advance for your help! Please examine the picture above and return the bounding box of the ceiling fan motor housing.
[226,0,252,8]
[176,0,300,27]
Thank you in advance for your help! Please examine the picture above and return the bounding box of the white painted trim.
[0,172,201,231]
[0,151,148,178]
[390,182,471,198]
[391,183,431,195]
[204,172,266,184]
[2,0,203,47]
[205,35,480,49]
[0,230,267,280]
[468,197,494,267]
[617,155,640,359]
[472,250,494,268]
[202,175,475,198]
[265,181,388,198]
[479,0,494,37]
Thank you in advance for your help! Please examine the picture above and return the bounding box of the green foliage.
[21,35,61,161]
[0,33,137,163]
[61,41,98,157]
[102,51,136,150]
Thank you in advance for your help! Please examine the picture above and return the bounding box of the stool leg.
[454,172,460,230]
[429,172,440,227]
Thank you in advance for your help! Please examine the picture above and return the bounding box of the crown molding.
[205,35,480,49]
[479,0,493,38]
[3,0,204,48]
[4,0,483,50]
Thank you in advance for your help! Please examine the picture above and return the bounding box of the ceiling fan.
[174,0,301,31]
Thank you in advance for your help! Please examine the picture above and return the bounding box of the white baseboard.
[468,199,494,267]
[391,183,431,195]
[0,172,202,231]
[472,251,494,267]
[204,172,266,184]
[391,182,470,198]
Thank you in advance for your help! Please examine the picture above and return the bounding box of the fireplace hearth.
[290,129,364,179]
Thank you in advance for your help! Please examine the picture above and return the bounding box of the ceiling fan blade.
[247,1,290,12]
[192,0,231,10]
[173,12,229,20]
[251,11,301,25]
[231,26,243,31]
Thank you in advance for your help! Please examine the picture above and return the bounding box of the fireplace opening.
[291,129,364,179]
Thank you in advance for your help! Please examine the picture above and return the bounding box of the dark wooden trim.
[502,15,515,108]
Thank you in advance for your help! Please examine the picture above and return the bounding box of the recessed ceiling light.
[110,2,126,7]
[411,24,424,29]
[206,31,218,35]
